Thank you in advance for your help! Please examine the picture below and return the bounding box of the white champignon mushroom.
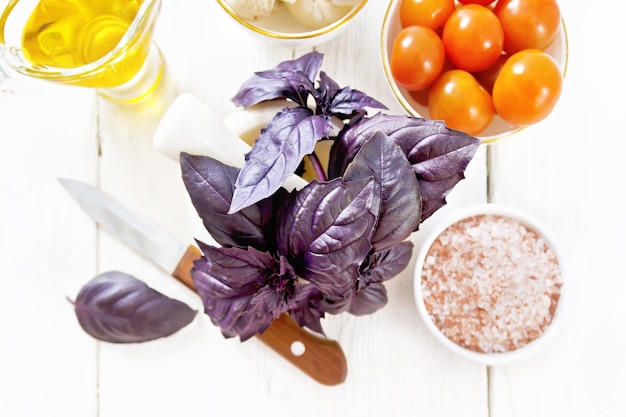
[330,0,359,5]
[284,0,355,30]
[226,0,277,21]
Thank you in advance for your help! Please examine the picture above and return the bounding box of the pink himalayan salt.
[421,214,562,354]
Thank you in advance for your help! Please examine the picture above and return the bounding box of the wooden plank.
[95,1,491,416]
[0,85,99,416]
[2,0,625,415]
[487,2,626,415]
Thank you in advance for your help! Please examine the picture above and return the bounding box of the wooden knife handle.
[172,245,348,386]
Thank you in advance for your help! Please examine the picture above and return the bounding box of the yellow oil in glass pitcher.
[0,0,163,103]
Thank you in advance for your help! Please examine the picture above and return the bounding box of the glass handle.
[0,55,32,94]
[0,53,62,95]
[0,56,16,93]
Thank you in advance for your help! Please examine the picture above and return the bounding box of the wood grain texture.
[255,314,347,386]
[94,2,490,415]
[487,2,626,415]
[0,86,99,416]
[172,245,201,291]
[2,0,623,416]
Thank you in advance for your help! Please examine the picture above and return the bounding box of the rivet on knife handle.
[173,245,348,386]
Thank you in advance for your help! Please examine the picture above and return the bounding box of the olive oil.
[20,0,153,87]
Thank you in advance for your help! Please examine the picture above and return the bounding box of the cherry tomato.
[492,49,562,126]
[494,0,561,53]
[442,5,504,72]
[390,25,445,91]
[428,69,495,136]
[474,54,508,94]
[399,0,455,31]
[458,0,496,5]
[409,88,430,107]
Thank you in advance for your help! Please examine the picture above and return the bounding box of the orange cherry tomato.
[442,5,504,72]
[458,0,496,5]
[409,87,431,107]
[428,69,495,136]
[399,0,455,31]
[494,0,561,53]
[390,25,445,91]
[492,49,562,126]
[474,54,508,94]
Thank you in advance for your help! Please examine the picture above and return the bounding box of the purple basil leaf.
[277,51,324,81]
[192,242,296,341]
[180,153,278,251]
[318,71,341,101]
[348,283,388,316]
[232,74,306,108]
[231,68,314,108]
[255,69,313,85]
[316,71,386,120]
[329,87,387,118]
[321,241,412,315]
[232,51,323,108]
[329,113,480,222]
[343,131,421,251]
[253,69,317,105]
[230,107,331,213]
[287,284,326,335]
[321,292,352,315]
[70,271,196,343]
[277,177,377,298]
[360,241,414,288]
[321,282,388,316]
[417,174,466,225]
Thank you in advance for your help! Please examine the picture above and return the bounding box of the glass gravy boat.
[0,0,163,103]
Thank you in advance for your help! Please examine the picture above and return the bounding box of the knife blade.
[58,178,347,386]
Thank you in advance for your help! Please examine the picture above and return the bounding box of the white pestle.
[153,93,308,191]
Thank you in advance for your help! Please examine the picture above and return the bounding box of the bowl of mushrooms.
[216,0,368,48]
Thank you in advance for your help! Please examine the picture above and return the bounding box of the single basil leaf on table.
[69,271,196,343]
[343,131,421,251]
[328,113,480,222]
[276,177,377,298]
[229,106,331,213]
[180,152,282,251]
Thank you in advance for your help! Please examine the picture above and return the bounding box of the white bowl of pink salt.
[413,204,567,365]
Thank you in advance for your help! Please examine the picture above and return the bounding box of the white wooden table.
[1,1,625,416]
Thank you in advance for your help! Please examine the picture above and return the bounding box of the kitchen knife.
[58,178,347,386]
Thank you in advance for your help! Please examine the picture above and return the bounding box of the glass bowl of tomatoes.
[216,0,369,49]
[381,0,569,143]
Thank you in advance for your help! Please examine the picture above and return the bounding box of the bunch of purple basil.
[180,51,480,341]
